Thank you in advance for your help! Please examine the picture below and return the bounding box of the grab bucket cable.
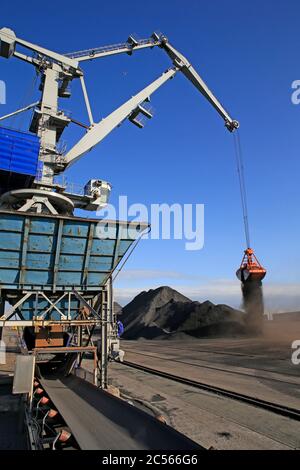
[233,131,251,248]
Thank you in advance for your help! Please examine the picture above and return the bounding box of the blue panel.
[61,237,87,254]
[0,210,149,319]
[28,234,55,252]
[25,270,52,285]
[62,220,90,237]
[0,232,22,250]
[91,238,116,254]
[58,254,85,270]
[57,271,83,286]
[30,218,57,234]
[87,272,108,286]
[0,251,21,268]
[89,256,112,271]
[0,213,24,231]
[0,126,40,177]
[0,269,19,284]
[27,252,54,269]
[0,210,149,291]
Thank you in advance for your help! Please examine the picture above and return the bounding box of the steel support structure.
[1,282,112,389]
[100,282,109,389]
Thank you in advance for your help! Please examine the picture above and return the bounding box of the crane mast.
[0,28,238,214]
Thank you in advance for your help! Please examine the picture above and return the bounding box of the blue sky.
[1,0,300,310]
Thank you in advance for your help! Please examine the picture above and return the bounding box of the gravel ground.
[2,324,300,450]
[84,325,300,450]
[103,361,300,450]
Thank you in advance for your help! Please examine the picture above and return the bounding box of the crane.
[0,28,238,214]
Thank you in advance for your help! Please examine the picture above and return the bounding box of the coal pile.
[120,286,245,340]
[120,286,190,339]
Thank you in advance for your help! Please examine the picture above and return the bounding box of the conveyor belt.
[40,374,202,450]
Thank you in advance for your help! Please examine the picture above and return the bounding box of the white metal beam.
[0,101,39,121]
[0,27,79,69]
[1,292,33,321]
[162,42,239,131]
[40,292,67,320]
[64,67,177,166]
[80,76,94,125]
[74,42,159,62]
[15,36,79,70]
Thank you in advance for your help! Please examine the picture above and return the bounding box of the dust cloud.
[241,279,264,335]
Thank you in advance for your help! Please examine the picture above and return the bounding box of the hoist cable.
[233,131,251,248]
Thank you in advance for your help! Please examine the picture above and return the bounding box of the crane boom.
[160,41,238,132]
[64,35,238,166]
[0,27,239,211]
[65,37,161,62]
[64,68,177,166]
[62,32,239,132]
